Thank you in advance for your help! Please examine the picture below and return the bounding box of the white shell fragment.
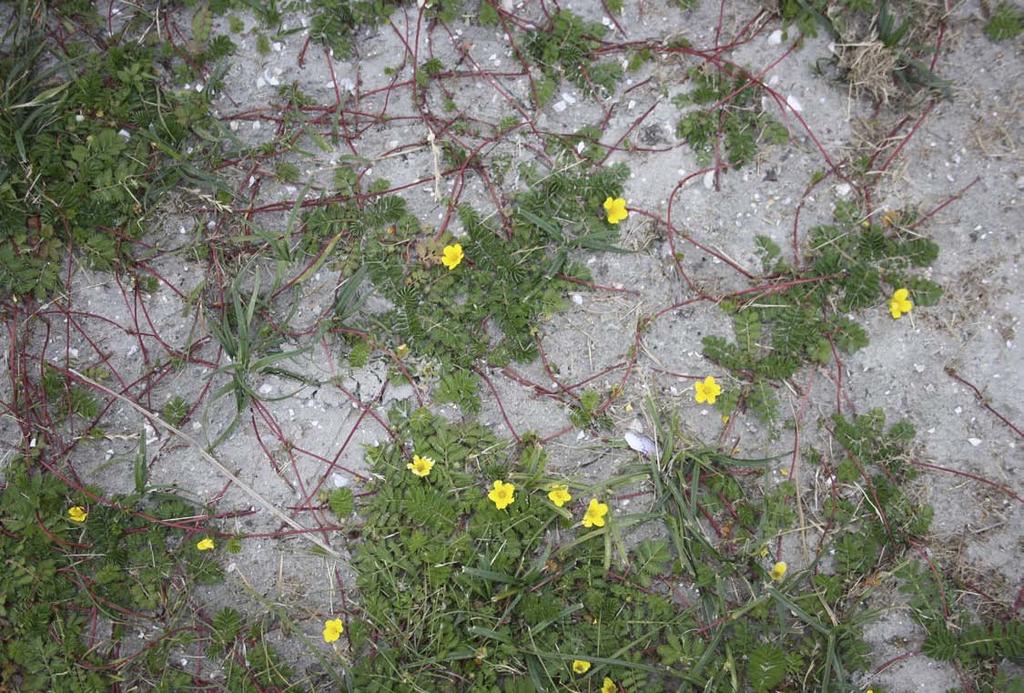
[624,430,658,458]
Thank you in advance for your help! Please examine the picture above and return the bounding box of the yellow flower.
[488,480,516,510]
[572,659,591,674]
[694,375,722,405]
[771,561,787,581]
[407,454,435,478]
[441,243,464,270]
[68,506,88,523]
[602,677,617,693]
[582,498,609,528]
[547,484,572,508]
[889,288,912,319]
[603,197,628,224]
[323,618,344,643]
[196,537,215,551]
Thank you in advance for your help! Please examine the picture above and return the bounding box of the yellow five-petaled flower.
[323,618,344,643]
[547,484,572,508]
[407,454,435,478]
[603,197,628,225]
[889,287,912,319]
[441,243,464,270]
[68,506,88,523]
[488,480,516,510]
[694,375,722,405]
[602,677,617,693]
[582,498,609,528]
[572,659,591,674]
[771,561,787,581]
[196,537,215,551]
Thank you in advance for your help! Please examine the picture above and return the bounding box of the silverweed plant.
[321,400,958,691]
[0,457,224,690]
[673,65,789,170]
[703,198,941,425]
[0,7,220,300]
[3,1,1017,692]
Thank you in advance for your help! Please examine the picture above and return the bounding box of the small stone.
[786,95,803,113]
[914,364,925,373]
[968,438,982,447]
[767,29,783,45]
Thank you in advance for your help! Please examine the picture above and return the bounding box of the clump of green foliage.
[41,365,102,423]
[819,410,933,577]
[308,0,462,55]
[673,65,789,170]
[984,2,1024,40]
[525,10,624,103]
[0,14,216,300]
[898,559,1024,689]
[315,164,629,368]
[703,199,941,424]
[0,458,222,690]
[342,400,945,690]
[347,405,689,690]
[774,0,832,37]
[569,388,613,430]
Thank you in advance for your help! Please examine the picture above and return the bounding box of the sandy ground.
[2,0,1021,689]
